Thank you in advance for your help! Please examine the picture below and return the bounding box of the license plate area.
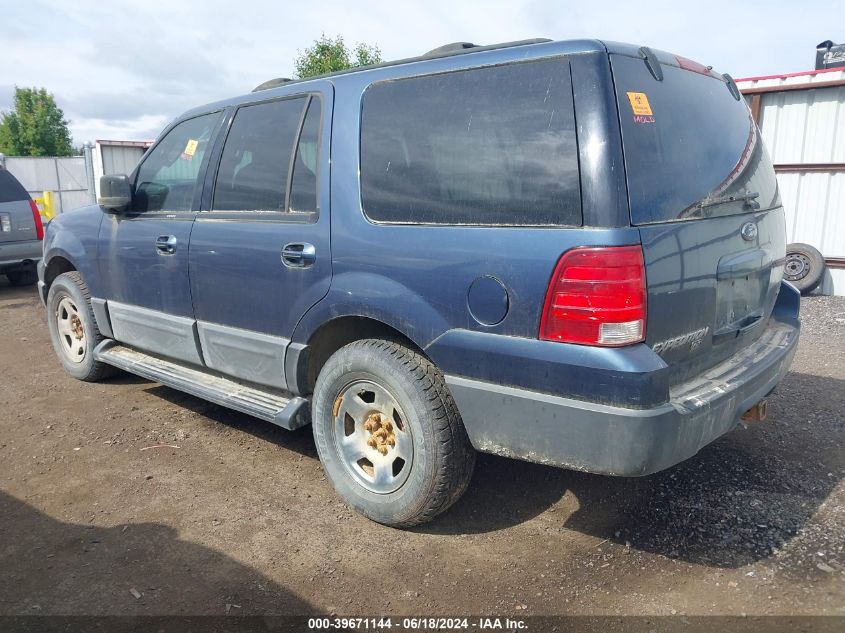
[715,248,770,335]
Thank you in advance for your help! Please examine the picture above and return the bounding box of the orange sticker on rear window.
[626,92,653,116]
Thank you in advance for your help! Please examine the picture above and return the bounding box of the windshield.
[611,54,780,225]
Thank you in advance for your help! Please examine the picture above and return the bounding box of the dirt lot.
[0,277,843,617]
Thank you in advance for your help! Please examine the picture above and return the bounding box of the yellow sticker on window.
[183,139,199,157]
[626,92,653,116]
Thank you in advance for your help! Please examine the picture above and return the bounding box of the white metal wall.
[3,156,93,213]
[776,171,845,256]
[92,142,148,198]
[757,85,845,165]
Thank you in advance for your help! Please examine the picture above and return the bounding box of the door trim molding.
[196,320,289,389]
[108,301,204,366]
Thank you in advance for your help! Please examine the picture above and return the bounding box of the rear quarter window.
[0,169,30,203]
[360,57,581,226]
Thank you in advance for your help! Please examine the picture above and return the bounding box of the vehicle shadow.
[0,490,315,617]
[0,276,40,300]
[143,384,318,459]
[138,371,843,569]
[426,370,844,568]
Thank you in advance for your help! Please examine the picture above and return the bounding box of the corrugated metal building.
[737,68,845,296]
[92,140,151,199]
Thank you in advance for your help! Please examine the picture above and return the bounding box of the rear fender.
[291,271,449,349]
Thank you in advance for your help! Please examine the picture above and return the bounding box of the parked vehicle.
[0,167,42,285]
[39,39,800,527]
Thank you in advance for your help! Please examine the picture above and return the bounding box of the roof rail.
[244,38,555,93]
[252,77,293,92]
[423,42,478,58]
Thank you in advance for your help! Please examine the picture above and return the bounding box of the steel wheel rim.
[332,379,414,494]
[56,296,86,364]
[784,253,810,281]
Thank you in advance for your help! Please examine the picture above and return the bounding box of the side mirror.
[98,174,132,212]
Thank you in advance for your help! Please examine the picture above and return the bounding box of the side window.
[133,112,220,212]
[360,58,581,226]
[212,97,306,212]
[289,98,321,214]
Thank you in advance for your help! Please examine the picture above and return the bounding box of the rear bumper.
[446,286,800,477]
[0,239,41,270]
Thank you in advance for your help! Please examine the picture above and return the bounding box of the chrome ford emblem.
[740,222,758,241]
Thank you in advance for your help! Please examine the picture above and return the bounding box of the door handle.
[281,242,316,268]
[156,235,178,255]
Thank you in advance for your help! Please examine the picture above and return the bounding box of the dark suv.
[39,39,800,527]
[0,166,43,285]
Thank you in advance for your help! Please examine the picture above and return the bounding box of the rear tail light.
[539,245,647,347]
[29,200,44,240]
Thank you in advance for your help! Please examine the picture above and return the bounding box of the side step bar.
[94,340,310,430]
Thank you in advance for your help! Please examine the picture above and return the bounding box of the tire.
[6,267,37,286]
[46,271,114,382]
[312,339,476,528]
[784,243,825,295]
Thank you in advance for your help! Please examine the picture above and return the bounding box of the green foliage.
[294,34,382,79]
[0,87,73,157]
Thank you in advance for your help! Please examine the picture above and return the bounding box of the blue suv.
[39,39,800,527]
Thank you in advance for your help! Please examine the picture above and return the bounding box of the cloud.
[1,0,829,145]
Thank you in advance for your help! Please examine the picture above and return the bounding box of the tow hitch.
[741,399,768,423]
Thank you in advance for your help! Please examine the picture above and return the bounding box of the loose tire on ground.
[5,266,38,286]
[784,243,825,295]
[312,338,476,528]
[46,271,115,382]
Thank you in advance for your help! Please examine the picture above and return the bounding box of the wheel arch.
[291,315,430,396]
[43,252,77,293]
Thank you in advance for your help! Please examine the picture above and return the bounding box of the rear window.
[611,54,779,225]
[0,169,30,203]
[360,58,581,226]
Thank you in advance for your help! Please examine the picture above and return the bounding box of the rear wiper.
[696,190,760,211]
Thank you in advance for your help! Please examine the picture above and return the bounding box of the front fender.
[42,205,104,296]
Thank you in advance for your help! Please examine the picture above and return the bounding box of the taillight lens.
[539,246,647,346]
[29,200,44,240]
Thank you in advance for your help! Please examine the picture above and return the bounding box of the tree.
[294,34,382,79]
[0,87,73,157]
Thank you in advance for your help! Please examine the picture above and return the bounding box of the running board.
[94,340,310,430]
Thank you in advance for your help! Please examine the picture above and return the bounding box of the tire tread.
[51,271,114,382]
[315,338,475,528]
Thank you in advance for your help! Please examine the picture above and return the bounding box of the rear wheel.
[784,243,825,295]
[312,339,475,528]
[46,271,114,382]
[6,266,37,286]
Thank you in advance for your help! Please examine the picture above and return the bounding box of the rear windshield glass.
[0,169,30,203]
[360,57,581,226]
[611,54,779,225]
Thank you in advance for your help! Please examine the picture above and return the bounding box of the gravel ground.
[0,279,843,617]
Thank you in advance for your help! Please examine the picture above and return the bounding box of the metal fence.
[0,153,95,214]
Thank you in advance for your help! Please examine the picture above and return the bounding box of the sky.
[0,0,838,146]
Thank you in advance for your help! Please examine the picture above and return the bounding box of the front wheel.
[46,271,114,382]
[312,339,475,528]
